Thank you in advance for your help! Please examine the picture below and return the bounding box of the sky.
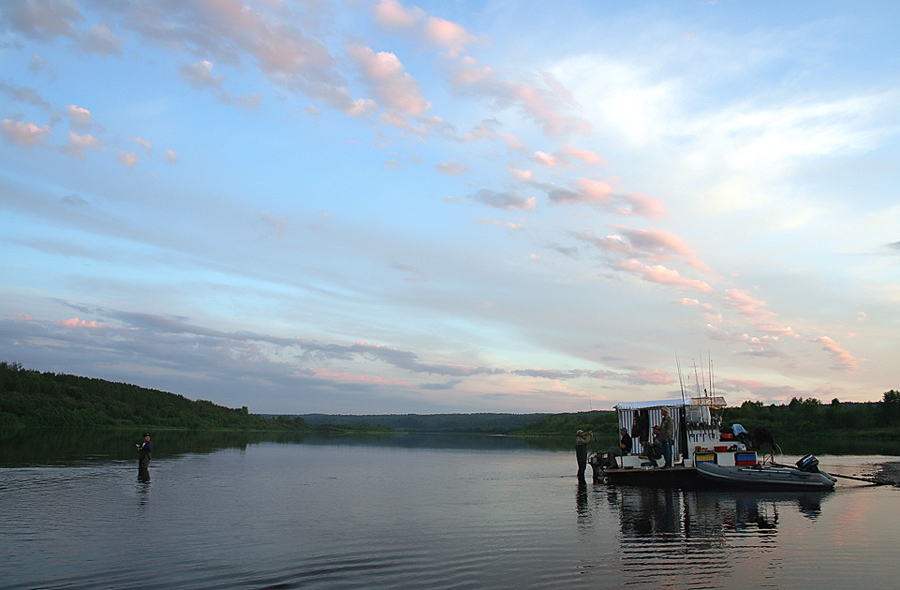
[1,0,898,415]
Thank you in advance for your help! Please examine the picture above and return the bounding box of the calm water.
[1,434,898,589]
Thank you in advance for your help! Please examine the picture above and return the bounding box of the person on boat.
[605,427,633,468]
[658,409,675,468]
[642,425,664,467]
[136,433,153,481]
[575,429,593,480]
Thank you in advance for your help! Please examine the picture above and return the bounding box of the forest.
[0,362,388,433]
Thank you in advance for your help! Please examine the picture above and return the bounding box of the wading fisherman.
[575,429,593,481]
[136,433,153,481]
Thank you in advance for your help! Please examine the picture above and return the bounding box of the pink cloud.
[556,146,605,165]
[625,369,674,385]
[1,118,51,148]
[373,1,476,55]
[754,322,799,338]
[347,44,430,117]
[816,336,862,373]
[372,0,422,29]
[423,16,477,55]
[618,259,714,292]
[450,61,590,137]
[531,151,559,167]
[725,289,776,320]
[117,150,138,168]
[55,318,106,329]
[622,193,668,220]
[610,226,694,260]
[510,167,533,181]
[60,131,103,160]
[498,133,527,151]
[549,178,614,204]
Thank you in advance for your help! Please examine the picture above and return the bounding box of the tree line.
[2,361,897,439]
[0,362,387,433]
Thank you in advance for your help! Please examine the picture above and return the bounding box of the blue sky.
[1,0,898,414]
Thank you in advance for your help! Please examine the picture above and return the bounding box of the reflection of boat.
[696,455,837,490]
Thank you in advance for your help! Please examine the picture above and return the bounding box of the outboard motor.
[796,454,820,473]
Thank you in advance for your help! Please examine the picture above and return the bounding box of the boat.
[589,393,728,487]
[589,357,833,490]
[696,455,837,490]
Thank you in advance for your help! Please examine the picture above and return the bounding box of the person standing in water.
[136,433,153,481]
[575,429,593,481]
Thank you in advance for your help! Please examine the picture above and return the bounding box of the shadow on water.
[0,429,570,467]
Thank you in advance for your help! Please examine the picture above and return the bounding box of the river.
[1,432,897,589]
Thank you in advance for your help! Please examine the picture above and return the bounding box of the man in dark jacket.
[136,433,153,481]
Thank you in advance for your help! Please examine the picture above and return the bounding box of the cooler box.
[716,452,736,467]
[695,453,715,464]
[618,455,644,469]
[735,452,757,466]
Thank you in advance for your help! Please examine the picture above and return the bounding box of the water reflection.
[0,429,573,467]
[585,484,833,588]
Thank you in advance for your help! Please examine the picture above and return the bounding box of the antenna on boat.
[676,352,686,404]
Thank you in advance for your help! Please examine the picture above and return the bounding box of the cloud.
[65,104,92,130]
[60,130,103,160]
[180,60,225,90]
[116,149,138,168]
[1,118,52,148]
[346,44,431,118]
[548,178,614,205]
[422,16,477,55]
[449,60,591,137]
[531,151,559,167]
[816,336,861,373]
[617,258,714,293]
[164,149,179,164]
[724,289,776,320]
[468,188,537,211]
[373,0,477,55]
[55,317,106,329]
[28,55,58,80]
[436,160,469,175]
[582,225,694,263]
[0,80,52,110]
[0,0,82,42]
[373,0,422,30]
[78,22,123,56]
[135,137,152,155]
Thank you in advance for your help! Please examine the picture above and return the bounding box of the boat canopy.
[615,399,691,411]
[615,396,726,412]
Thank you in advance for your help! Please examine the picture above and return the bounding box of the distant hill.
[0,362,302,432]
[296,413,553,433]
